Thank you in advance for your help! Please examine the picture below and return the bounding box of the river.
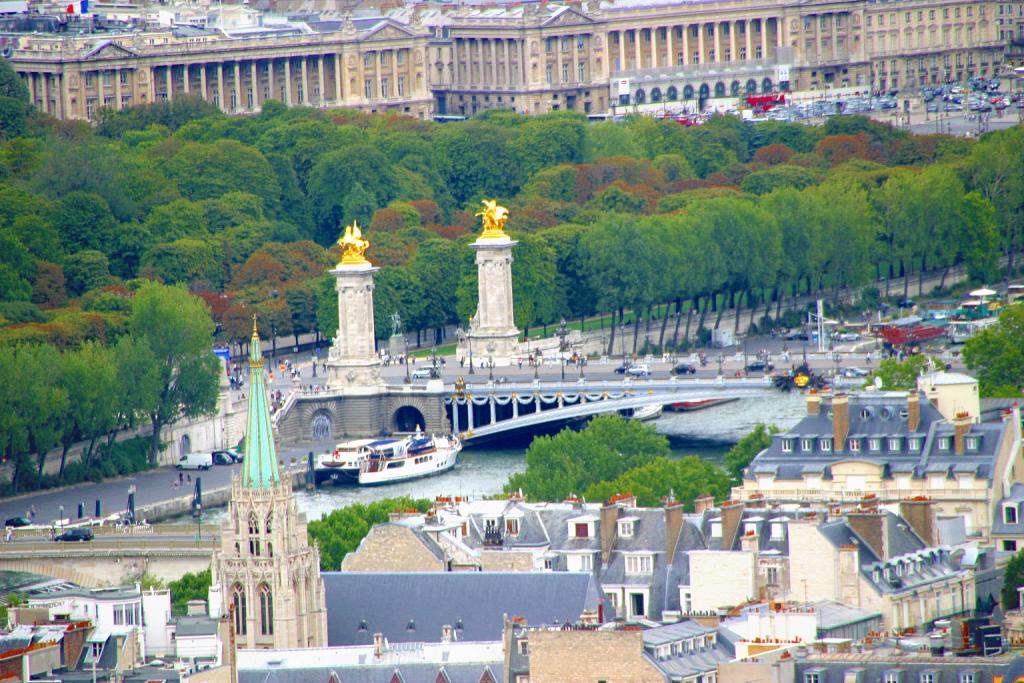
[174,392,807,526]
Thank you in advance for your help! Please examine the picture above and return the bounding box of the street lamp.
[488,356,494,382]
[467,320,475,375]
[58,505,64,535]
[557,319,569,382]
[620,321,627,364]
[404,336,412,384]
[195,503,202,543]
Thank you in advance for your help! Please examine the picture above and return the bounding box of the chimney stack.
[899,498,937,546]
[373,633,385,658]
[600,502,619,566]
[720,501,745,550]
[694,493,716,514]
[907,392,920,432]
[665,500,684,559]
[442,624,454,643]
[953,412,971,455]
[832,393,850,451]
[807,390,821,416]
[846,511,887,560]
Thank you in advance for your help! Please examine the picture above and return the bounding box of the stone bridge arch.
[392,405,426,433]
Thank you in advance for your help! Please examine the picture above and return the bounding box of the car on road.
[843,367,870,378]
[745,360,775,373]
[897,298,916,308]
[212,451,234,465]
[834,332,860,342]
[55,528,93,542]
[411,367,441,380]
[672,363,697,375]
[4,517,30,528]
[626,364,651,378]
[177,452,213,470]
[213,449,242,464]
[613,364,630,374]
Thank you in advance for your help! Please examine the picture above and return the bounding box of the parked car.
[843,367,870,378]
[626,364,651,378]
[412,367,441,380]
[177,452,213,470]
[672,363,697,375]
[897,298,916,308]
[4,517,30,528]
[212,451,234,465]
[745,360,775,373]
[834,332,860,342]
[55,528,93,542]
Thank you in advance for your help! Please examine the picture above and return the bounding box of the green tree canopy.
[963,305,1024,397]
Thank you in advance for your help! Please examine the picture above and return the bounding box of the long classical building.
[2,0,1010,120]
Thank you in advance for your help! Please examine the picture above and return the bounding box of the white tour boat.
[358,432,462,486]
[314,438,380,485]
[622,403,664,422]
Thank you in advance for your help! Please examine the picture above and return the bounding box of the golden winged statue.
[338,220,370,266]
[475,199,510,240]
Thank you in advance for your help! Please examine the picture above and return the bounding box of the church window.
[259,583,274,635]
[249,513,259,536]
[267,541,273,558]
[265,513,273,534]
[232,584,247,635]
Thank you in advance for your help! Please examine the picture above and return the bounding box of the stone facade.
[7,0,1007,120]
[462,236,520,366]
[340,524,446,572]
[273,389,450,441]
[523,629,664,683]
[326,262,383,392]
[8,18,432,121]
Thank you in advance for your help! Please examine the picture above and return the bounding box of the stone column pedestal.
[326,262,384,393]
[459,235,521,366]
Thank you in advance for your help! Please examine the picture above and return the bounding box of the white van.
[177,452,213,470]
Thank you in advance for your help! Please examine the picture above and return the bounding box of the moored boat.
[621,404,664,421]
[358,432,462,486]
[666,397,739,412]
[314,438,381,486]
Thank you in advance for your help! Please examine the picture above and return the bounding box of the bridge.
[272,375,787,444]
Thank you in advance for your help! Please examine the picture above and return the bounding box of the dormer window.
[781,438,793,453]
[618,519,636,537]
[820,438,832,452]
[743,521,759,536]
[869,438,881,452]
[938,437,951,451]
[575,523,589,538]
[849,438,861,452]
[1005,506,1018,525]
[710,521,722,538]
[625,554,653,574]
[966,436,979,450]
[506,518,520,536]
[888,437,902,452]
[770,522,785,540]
[908,437,921,451]
[801,438,814,452]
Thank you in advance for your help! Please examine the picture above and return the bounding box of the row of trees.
[1,45,1019,353]
[0,281,221,493]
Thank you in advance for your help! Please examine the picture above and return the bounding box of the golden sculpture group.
[338,220,371,265]
[476,199,510,239]
[338,199,508,266]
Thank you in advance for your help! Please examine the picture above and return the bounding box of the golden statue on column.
[338,220,370,266]
[475,199,510,240]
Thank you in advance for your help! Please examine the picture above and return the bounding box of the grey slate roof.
[643,622,736,682]
[323,572,600,646]
[748,392,1006,482]
[240,664,502,683]
[174,616,219,637]
[992,483,1024,536]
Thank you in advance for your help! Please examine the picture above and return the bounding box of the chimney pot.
[907,393,920,432]
[832,393,850,451]
[807,391,821,416]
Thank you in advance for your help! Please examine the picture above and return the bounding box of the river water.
[176,393,807,526]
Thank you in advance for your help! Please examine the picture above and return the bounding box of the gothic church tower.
[209,321,327,649]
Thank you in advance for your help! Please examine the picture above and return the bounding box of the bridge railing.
[0,537,218,553]
[731,487,988,503]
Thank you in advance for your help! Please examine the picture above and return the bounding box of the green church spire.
[242,316,281,489]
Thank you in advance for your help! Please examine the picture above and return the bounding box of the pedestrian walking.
[29,505,36,521]
[178,471,184,485]
[187,474,191,483]
[5,528,12,543]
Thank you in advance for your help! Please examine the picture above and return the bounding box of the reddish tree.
[752,143,795,166]
[814,133,877,167]
[408,200,442,225]
[31,261,66,309]
[232,252,287,291]
[370,207,409,232]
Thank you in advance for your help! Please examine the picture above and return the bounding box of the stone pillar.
[761,19,769,60]
[746,20,753,61]
[617,31,625,70]
[317,56,326,106]
[698,24,705,64]
[300,57,308,104]
[200,64,208,100]
[183,64,190,94]
[217,63,225,110]
[284,58,293,106]
[651,27,658,68]
[682,25,690,65]
[334,53,343,102]
[714,22,722,62]
[268,59,276,102]
[633,29,641,69]
[465,234,520,365]
[251,61,258,110]
[326,262,383,392]
[666,26,674,66]
[234,61,242,111]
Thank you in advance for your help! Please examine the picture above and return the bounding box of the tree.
[128,282,221,463]
[723,423,778,482]
[504,415,669,501]
[165,140,281,217]
[307,497,431,570]
[58,342,118,472]
[142,239,221,288]
[52,192,118,254]
[307,145,398,245]
[963,305,1024,397]
[583,456,732,508]
[740,165,822,195]
[167,568,212,615]
[63,250,112,296]
[0,56,31,141]
[867,355,935,392]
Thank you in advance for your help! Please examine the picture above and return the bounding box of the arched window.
[234,542,240,556]
[265,513,273,535]
[714,81,726,98]
[232,584,247,635]
[651,87,662,102]
[248,513,258,536]
[666,86,678,101]
[698,83,710,99]
[251,538,261,556]
[267,541,273,558]
[730,80,741,96]
[762,77,773,93]
[683,85,694,100]
[634,88,646,104]
[746,79,758,94]
[258,583,274,636]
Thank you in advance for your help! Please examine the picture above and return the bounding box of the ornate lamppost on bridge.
[488,355,494,382]
[467,318,475,375]
[557,319,569,382]
[717,354,723,378]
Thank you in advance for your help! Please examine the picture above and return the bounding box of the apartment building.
[4,0,1008,120]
